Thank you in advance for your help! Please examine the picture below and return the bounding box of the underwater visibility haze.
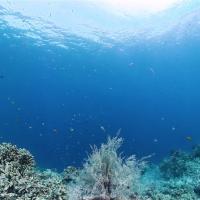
[1,1,200,199]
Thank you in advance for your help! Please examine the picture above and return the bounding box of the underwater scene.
[1,0,200,199]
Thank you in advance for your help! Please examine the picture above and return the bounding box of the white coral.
[68,136,146,200]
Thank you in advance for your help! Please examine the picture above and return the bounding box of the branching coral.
[142,146,200,200]
[67,136,146,200]
[0,143,35,176]
[159,150,190,179]
[0,143,68,200]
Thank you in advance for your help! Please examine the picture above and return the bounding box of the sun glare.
[92,0,183,16]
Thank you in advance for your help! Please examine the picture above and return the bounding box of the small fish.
[153,138,158,143]
[69,127,74,132]
[100,126,106,132]
[186,136,192,141]
[53,128,58,133]
[129,62,134,67]
[11,101,15,105]
[172,126,176,131]
[161,117,165,121]
[149,67,156,76]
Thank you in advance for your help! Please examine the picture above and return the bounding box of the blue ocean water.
[1,1,200,171]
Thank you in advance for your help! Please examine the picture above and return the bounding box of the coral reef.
[0,143,68,200]
[159,150,190,179]
[141,146,200,200]
[63,166,79,184]
[2,138,200,200]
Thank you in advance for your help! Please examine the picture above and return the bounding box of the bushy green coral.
[67,136,146,200]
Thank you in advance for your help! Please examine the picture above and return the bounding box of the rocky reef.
[1,139,200,200]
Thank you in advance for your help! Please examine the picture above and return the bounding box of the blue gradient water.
[1,2,200,171]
